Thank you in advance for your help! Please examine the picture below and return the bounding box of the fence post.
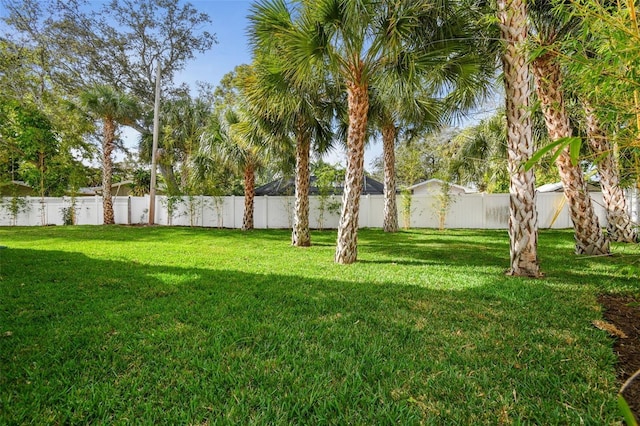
[199,196,204,227]
[264,195,269,229]
[482,193,486,229]
[231,195,236,229]
[95,195,100,225]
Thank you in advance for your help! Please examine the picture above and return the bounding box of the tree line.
[1,0,638,273]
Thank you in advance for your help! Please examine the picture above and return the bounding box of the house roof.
[406,178,475,194]
[0,180,36,196]
[255,175,385,196]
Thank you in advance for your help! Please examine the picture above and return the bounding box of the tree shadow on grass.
[0,246,628,425]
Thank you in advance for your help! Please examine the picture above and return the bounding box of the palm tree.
[368,88,442,233]
[447,109,557,193]
[497,0,542,276]
[372,21,495,234]
[250,0,484,263]
[241,49,334,247]
[161,96,212,194]
[529,0,610,255]
[80,85,139,224]
[448,112,509,192]
[200,108,266,231]
[583,102,637,242]
[138,96,211,196]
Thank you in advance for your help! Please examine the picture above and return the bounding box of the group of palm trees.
[86,0,637,275]
[246,0,494,264]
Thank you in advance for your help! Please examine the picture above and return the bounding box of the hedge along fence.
[2,190,635,230]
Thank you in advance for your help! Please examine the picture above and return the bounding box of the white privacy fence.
[0,190,638,229]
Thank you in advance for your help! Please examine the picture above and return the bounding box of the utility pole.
[149,60,161,224]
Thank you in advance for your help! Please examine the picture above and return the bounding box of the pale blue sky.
[176,0,253,91]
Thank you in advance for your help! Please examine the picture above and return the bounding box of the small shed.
[406,179,474,196]
[255,175,385,196]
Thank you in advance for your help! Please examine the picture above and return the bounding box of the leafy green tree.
[448,113,508,192]
[368,0,495,233]
[0,99,59,197]
[312,160,345,230]
[1,0,216,112]
[80,85,141,224]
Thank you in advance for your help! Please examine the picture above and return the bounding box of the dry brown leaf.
[592,320,628,338]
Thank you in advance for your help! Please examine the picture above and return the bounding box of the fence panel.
[0,191,628,230]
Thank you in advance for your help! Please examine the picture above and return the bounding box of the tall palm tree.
[80,85,139,225]
[241,47,334,247]
[583,102,637,242]
[497,0,542,276]
[529,0,610,255]
[200,108,267,231]
[372,16,495,234]
[251,0,483,263]
[368,88,442,233]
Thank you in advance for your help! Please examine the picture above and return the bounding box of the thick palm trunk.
[242,163,255,231]
[102,119,116,225]
[382,123,399,233]
[583,102,636,242]
[292,131,311,247]
[532,53,609,255]
[335,80,368,264]
[498,0,541,277]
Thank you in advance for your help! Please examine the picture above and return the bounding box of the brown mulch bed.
[598,294,640,422]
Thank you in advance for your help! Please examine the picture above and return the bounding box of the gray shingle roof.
[255,175,385,196]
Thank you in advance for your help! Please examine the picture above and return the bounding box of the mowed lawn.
[1,226,638,424]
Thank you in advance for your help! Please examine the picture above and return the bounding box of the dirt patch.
[598,294,640,421]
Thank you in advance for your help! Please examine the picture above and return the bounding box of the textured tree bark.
[498,0,541,277]
[102,118,116,225]
[335,80,368,264]
[532,53,609,255]
[242,163,255,231]
[382,123,399,233]
[583,102,637,242]
[292,130,311,247]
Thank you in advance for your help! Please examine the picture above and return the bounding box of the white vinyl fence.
[0,190,638,229]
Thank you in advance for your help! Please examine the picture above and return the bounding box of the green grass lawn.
[1,226,638,424]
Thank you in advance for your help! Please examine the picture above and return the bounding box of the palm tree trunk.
[498,0,541,277]
[583,102,637,242]
[102,118,116,225]
[292,130,311,247]
[180,157,190,194]
[242,163,255,231]
[335,80,368,264]
[157,149,181,195]
[382,123,399,233]
[532,53,609,255]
